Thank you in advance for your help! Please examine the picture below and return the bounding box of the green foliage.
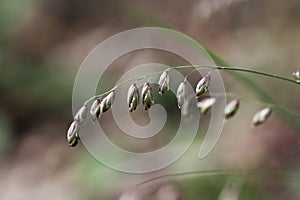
[123,2,300,132]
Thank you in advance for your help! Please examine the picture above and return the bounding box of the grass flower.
[141,82,154,110]
[127,83,140,112]
[292,70,300,82]
[67,120,80,147]
[90,98,102,121]
[196,73,210,97]
[100,91,115,114]
[74,104,87,125]
[176,81,187,109]
[197,97,216,114]
[158,69,170,95]
[252,107,272,126]
[224,99,240,119]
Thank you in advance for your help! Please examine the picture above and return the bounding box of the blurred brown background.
[1,0,300,199]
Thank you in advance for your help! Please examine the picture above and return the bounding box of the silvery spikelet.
[158,69,170,95]
[100,91,115,114]
[127,83,140,112]
[292,71,300,82]
[196,73,210,97]
[224,99,240,119]
[197,97,216,114]
[74,104,87,125]
[90,98,102,121]
[176,81,187,109]
[252,107,272,126]
[67,120,80,147]
[141,82,154,110]
[181,99,190,116]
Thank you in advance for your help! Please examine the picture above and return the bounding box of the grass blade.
[123,2,300,132]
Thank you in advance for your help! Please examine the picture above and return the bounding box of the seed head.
[195,73,210,97]
[74,104,87,125]
[127,83,140,112]
[197,97,216,114]
[141,82,154,110]
[90,98,101,122]
[176,81,187,109]
[252,107,272,126]
[224,99,240,119]
[67,120,80,147]
[292,71,300,82]
[100,91,115,114]
[158,69,170,95]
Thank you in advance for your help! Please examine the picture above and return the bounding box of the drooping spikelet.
[252,107,272,126]
[224,99,240,119]
[158,69,170,95]
[195,73,210,97]
[141,82,154,110]
[127,83,140,112]
[176,81,187,109]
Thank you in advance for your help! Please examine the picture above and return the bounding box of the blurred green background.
[1,0,300,199]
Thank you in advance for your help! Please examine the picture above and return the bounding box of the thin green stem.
[84,65,299,105]
[175,65,298,85]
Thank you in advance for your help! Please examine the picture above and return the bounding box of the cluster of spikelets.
[67,69,300,147]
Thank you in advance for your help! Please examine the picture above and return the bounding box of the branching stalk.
[84,65,299,105]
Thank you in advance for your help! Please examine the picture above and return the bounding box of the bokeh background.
[1,0,300,199]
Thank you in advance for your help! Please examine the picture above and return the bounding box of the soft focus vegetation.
[1,0,300,199]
